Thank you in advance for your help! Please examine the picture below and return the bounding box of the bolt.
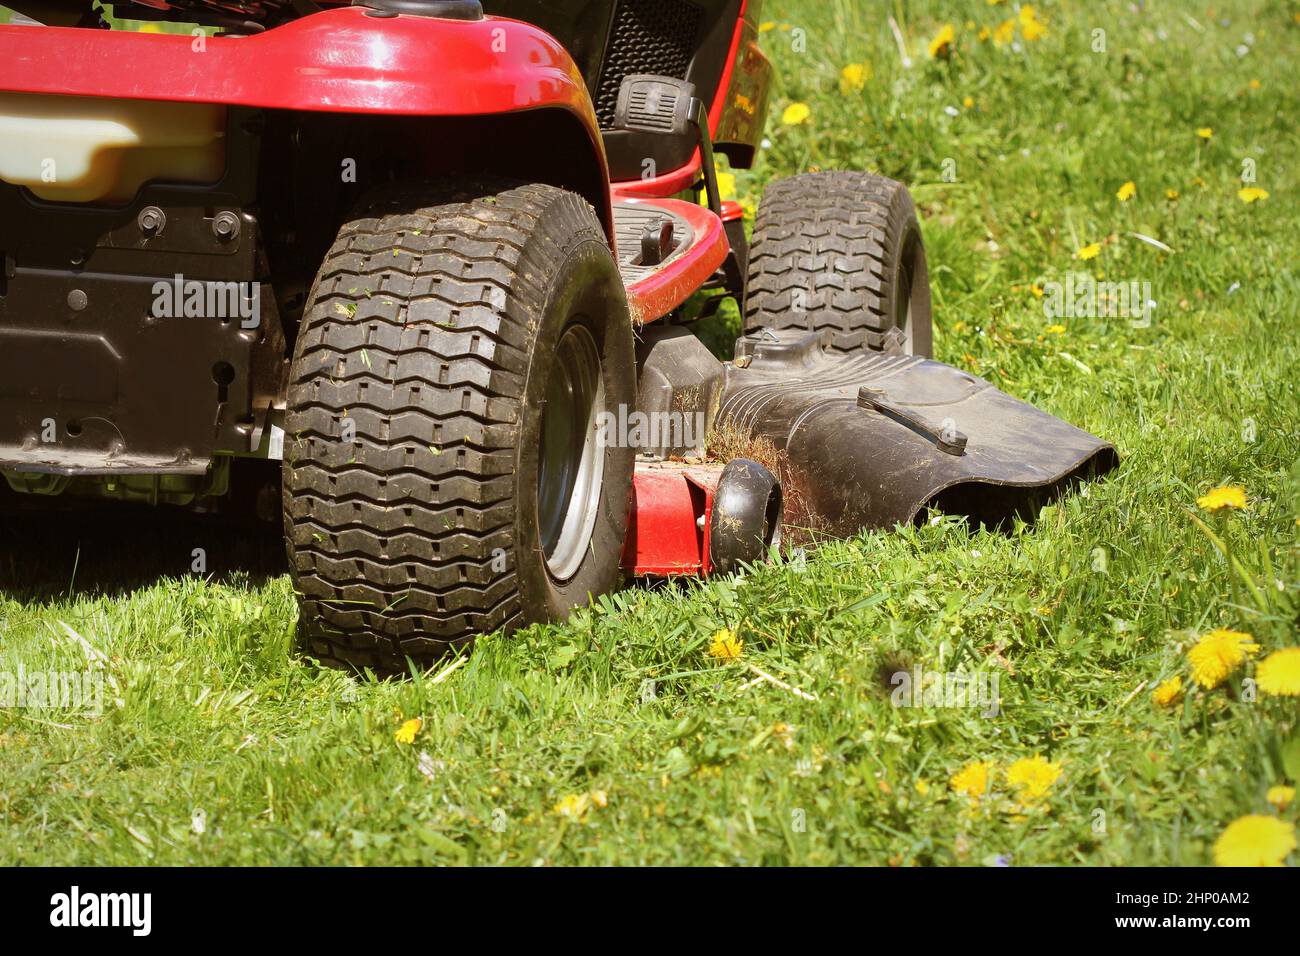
[212,212,240,243]
[138,206,166,236]
[67,289,88,312]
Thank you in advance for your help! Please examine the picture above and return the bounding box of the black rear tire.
[743,171,933,357]
[283,179,636,672]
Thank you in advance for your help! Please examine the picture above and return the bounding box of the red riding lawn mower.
[0,0,1115,671]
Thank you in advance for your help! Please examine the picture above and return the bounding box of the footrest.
[611,195,728,323]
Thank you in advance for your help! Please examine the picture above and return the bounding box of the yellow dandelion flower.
[781,102,811,126]
[1045,323,1066,335]
[1006,756,1062,804]
[553,793,586,818]
[553,789,607,820]
[928,23,956,59]
[978,25,991,42]
[1248,79,1261,90]
[1029,283,1044,298]
[1238,187,1269,203]
[1196,127,1214,140]
[758,21,776,33]
[708,627,744,660]
[992,18,1015,46]
[1267,785,1296,811]
[1152,675,1184,707]
[1116,181,1136,202]
[963,95,975,109]
[1196,484,1248,512]
[715,170,737,201]
[950,760,993,802]
[1166,189,1180,200]
[1257,648,1300,697]
[1188,628,1260,690]
[1075,242,1101,260]
[1213,815,1295,867]
[915,779,931,797]
[1019,6,1047,41]
[394,717,422,744]
[839,63,870,94]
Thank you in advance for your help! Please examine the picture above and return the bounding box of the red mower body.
[0,0,774,586]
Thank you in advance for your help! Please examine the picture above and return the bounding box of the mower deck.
[619,328,1118,578]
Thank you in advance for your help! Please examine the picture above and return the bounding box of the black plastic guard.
[719,329,1118,534]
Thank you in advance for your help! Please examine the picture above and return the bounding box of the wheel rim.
[537,323,605,581]
[894,237,916,354]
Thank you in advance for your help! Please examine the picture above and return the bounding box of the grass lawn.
[1,0,1298,866]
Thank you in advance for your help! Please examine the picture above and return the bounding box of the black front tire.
[282,179,636,672]
[743,171,934,357]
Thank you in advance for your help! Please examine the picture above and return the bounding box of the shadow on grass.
[0,493,286,605]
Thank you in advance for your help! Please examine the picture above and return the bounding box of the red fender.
[0,8,594,119]
[0,7,612,233]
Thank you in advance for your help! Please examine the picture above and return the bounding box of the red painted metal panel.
[622,462,725,576]
[0,9,595,121]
